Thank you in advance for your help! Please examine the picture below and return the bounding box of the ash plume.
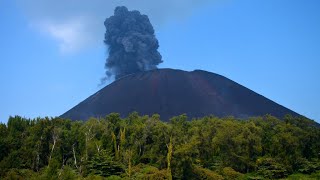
[103,6,163,80]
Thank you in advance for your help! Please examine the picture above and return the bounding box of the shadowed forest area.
[0,113,319,179]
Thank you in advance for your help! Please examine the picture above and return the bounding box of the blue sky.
[0,0,319,123]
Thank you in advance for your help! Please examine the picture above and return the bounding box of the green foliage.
[287,171,320,180]
[59,166,79,180]
[40,158,60,180]
[0,123,8,162]
[193,165,224,180]
[83,175,105,180]
[86,150,124,177]
[222,167,244,179]
[256,157,288,179]
[0,114,319,179]
[3,169,37,180]
[130,164,168,180]
[106,175,122,180]
[294,158,320,174]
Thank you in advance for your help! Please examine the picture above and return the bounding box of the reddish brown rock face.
[61,69,300,121]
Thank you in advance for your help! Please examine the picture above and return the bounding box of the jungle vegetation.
[0,113,319,179]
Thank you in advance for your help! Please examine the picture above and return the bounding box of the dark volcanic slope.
[61,69,300,121]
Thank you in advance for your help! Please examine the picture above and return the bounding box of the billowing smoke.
[104,6,163,80]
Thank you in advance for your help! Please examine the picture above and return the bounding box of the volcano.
[61,69,300,121]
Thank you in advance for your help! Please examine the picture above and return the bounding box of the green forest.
[0,113,319,179]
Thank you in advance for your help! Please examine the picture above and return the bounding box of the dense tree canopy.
[0,114,319,179]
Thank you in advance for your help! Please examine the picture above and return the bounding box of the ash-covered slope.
[61,69,300,121]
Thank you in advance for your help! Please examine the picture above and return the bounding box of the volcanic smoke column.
[104,6,163,80]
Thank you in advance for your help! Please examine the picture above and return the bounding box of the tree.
[86,150,124,177]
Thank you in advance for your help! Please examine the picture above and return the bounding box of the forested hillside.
[0,113,319,179]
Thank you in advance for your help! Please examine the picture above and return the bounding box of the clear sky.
[0,0,319,123]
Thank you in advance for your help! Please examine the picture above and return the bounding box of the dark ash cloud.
[104,6,163,80]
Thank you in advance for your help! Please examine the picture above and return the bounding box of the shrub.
[106,175,122,180]
[59,166,78,180]
[193,165,224,180]
[131,164,168,180]
[257,157,288,179]
[3,169,38,180]
[295,158,320,174]
[222,167,244,179]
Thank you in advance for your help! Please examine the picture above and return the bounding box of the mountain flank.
[61,69,301,121]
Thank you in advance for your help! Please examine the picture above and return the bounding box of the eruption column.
[104,6,163,80]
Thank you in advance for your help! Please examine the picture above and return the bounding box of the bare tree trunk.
[58,157,67,177]
[85,136,88,161]
[49,127,59,163]
[72,143,79,169]
[36,152,40,171]
[112,132,119,159]
[49,140,56,163]
[119,128,126,159]
[126,150,132,179]
[95,142,101,153]
[85,125,94,160]
[36,135,43,171]
[167,136,173,180]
